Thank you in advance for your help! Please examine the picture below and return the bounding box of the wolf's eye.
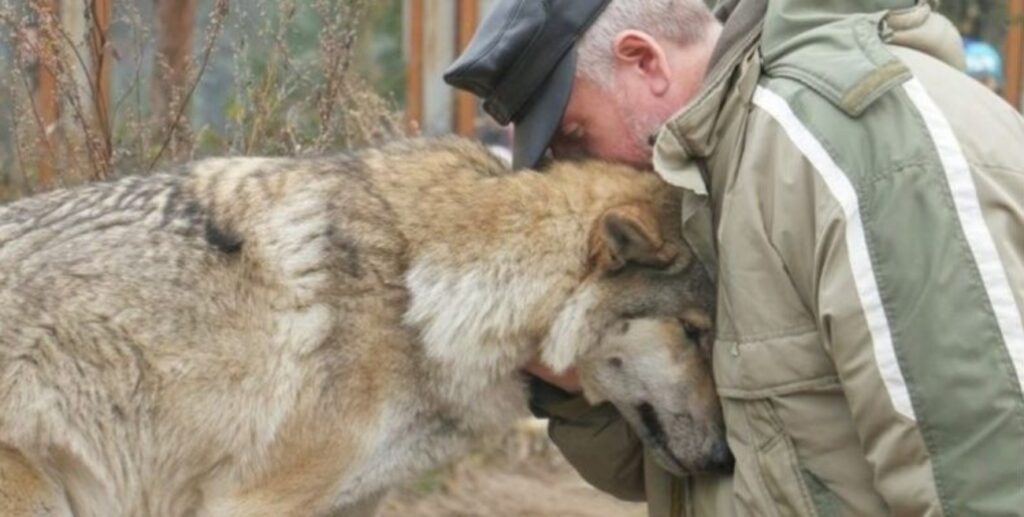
[681,320,703,343]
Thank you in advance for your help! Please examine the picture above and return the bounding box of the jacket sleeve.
[810,205,947,515]
[812,174,1024,515]
[527,377,647,502]
[751,69,1024,513]
[802,128,1024,514]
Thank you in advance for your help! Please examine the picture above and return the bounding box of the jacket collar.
[653,0,959,194]
[653,0,767,194]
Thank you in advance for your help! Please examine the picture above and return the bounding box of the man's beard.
[617,93,665,168]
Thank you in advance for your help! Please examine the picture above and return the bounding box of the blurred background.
[0,1,1019,514]
[0,1,1019,200]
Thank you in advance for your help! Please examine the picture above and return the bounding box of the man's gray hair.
[577,0,715,88]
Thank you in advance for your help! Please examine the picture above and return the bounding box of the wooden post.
[153,0,197,161]
[34,0,59,187]
[88,0,112,175]
[405,0,424,132]
[1005,0,1024,109]
[420,1,455,135]
[453,0,478,136]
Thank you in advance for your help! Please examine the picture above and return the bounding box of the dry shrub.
[224,0,406,157]
[0,0,408,201]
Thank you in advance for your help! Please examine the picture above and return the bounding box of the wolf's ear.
[591,203,676,273]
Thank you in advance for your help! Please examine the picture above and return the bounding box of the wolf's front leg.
[326,490,386,517]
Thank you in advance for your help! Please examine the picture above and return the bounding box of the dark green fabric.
[529,377,647,502]
[800,468,839,517]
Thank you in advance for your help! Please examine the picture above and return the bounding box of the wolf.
[0,137,728,516]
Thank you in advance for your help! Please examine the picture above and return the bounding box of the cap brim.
[512,50,577,169]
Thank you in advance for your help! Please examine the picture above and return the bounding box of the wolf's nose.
[707,439,735,473]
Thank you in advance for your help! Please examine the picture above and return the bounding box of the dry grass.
[0,0,408,201]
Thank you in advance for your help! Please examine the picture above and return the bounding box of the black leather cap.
[444,0,611,168]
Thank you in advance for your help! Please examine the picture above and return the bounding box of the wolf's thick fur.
[0,138,723,516]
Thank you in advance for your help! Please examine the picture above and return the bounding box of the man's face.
[546,30,717,169]
[550,75,665,169]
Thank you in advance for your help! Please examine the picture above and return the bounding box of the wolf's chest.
[326,405,476,508]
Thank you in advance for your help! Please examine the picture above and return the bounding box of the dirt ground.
[378,419,646,517]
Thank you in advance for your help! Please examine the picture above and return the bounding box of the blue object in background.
[963,37,1004,89]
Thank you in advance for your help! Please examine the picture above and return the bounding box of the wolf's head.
[539,182,731,476]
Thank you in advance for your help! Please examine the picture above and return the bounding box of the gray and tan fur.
[0,137,727,516]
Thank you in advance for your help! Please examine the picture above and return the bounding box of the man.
[446,0,1024,516]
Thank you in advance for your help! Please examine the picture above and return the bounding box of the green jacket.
[535,0,1024,515]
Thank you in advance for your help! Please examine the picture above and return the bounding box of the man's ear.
[613,30,671,96]
[590,203,677,273]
